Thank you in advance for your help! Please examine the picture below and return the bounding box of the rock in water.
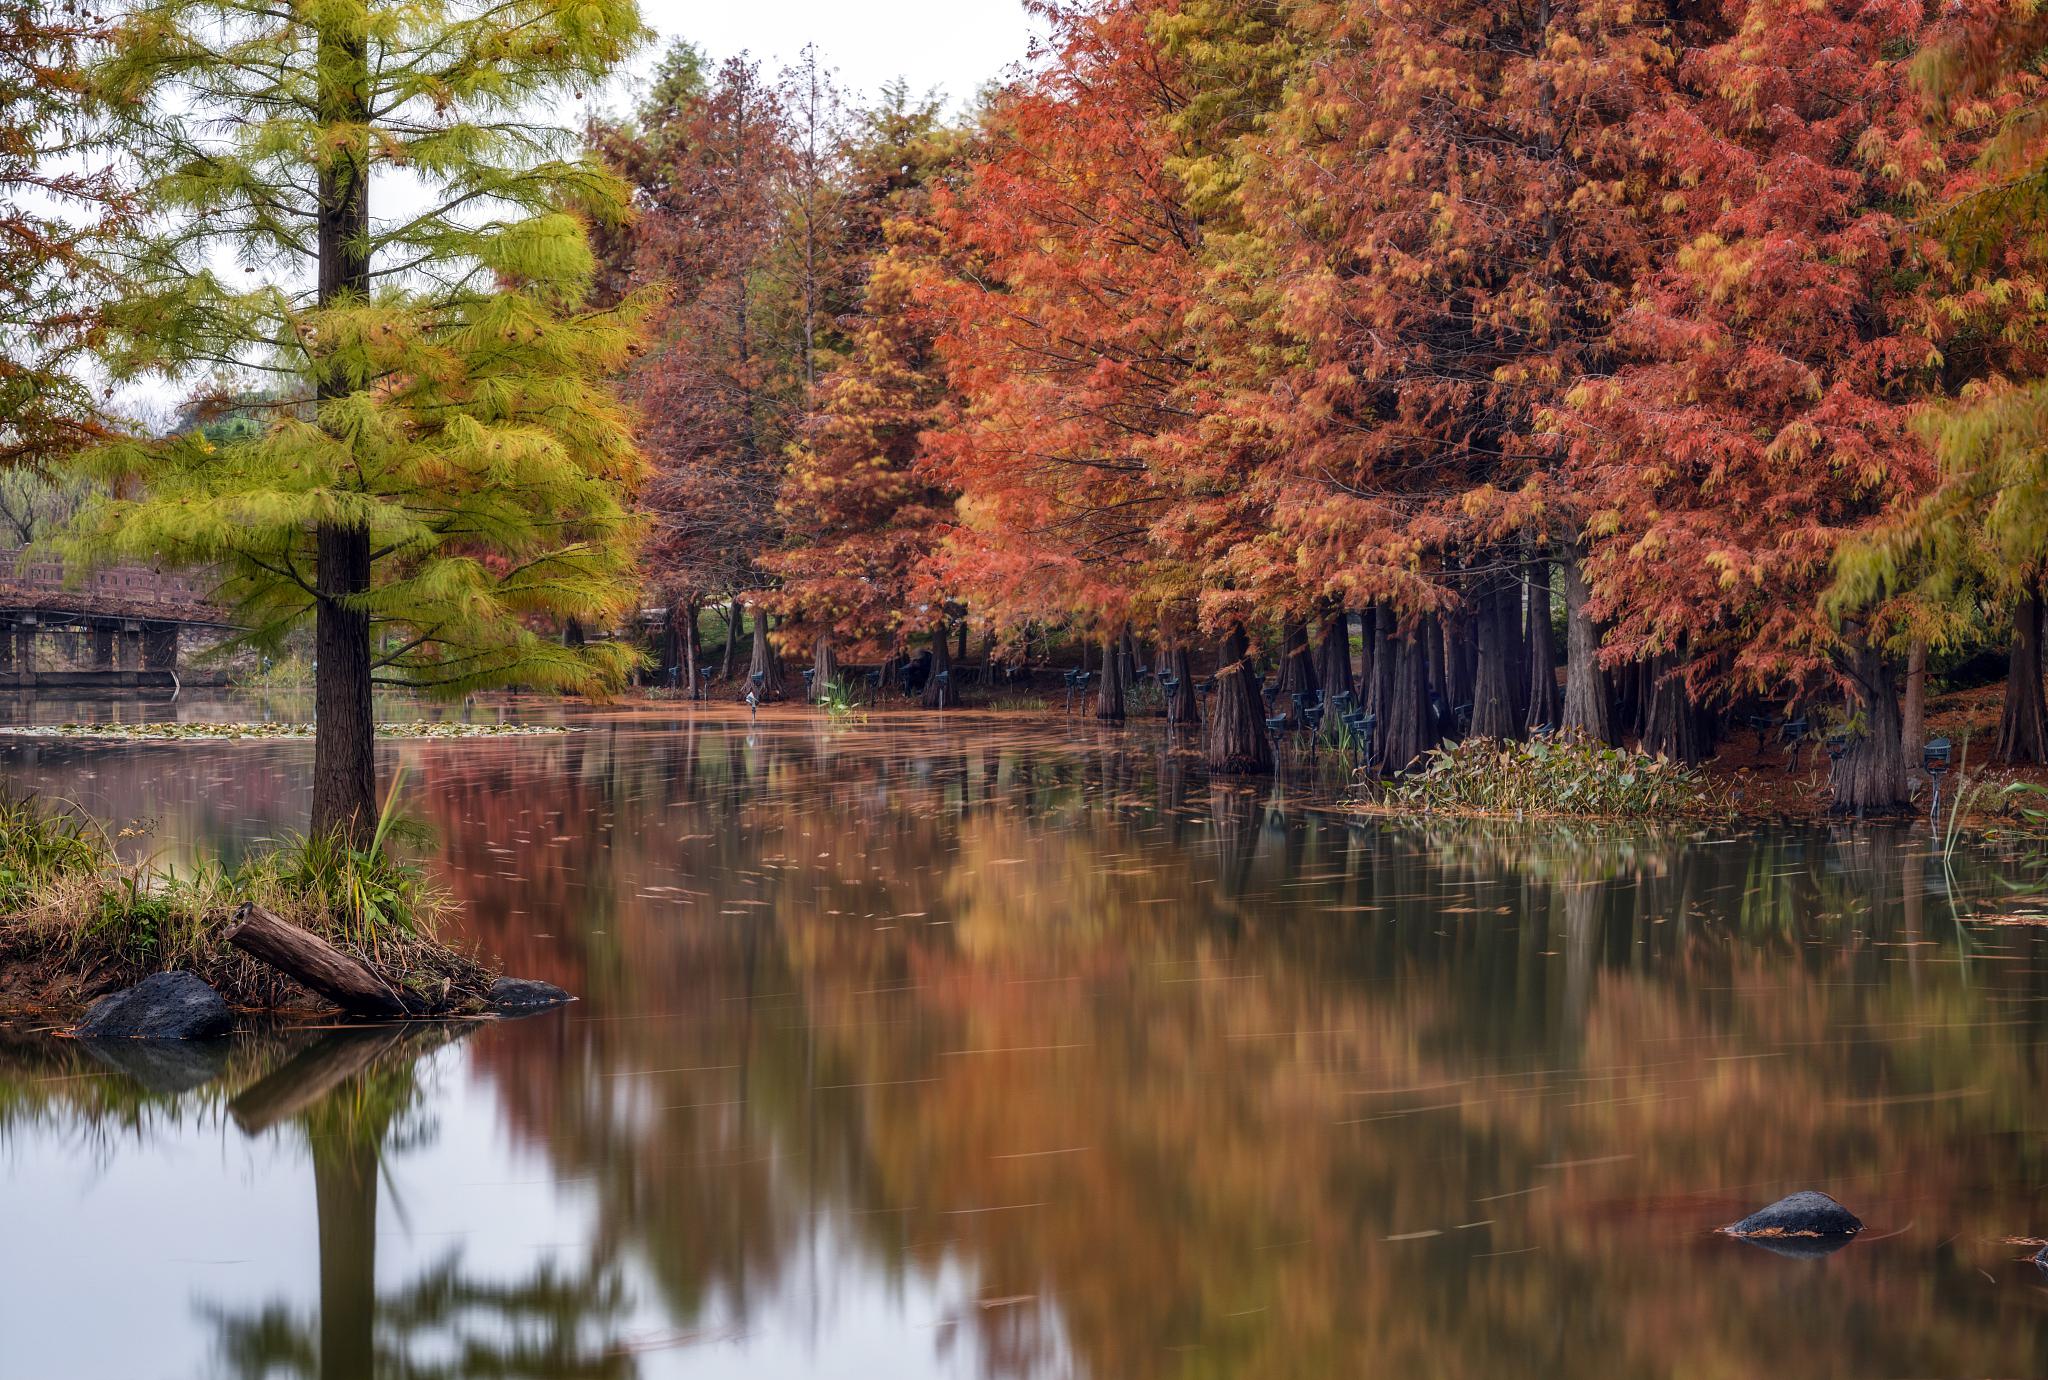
[488,977,575,1012]
[73,972,232,1040]
[1724,1191,1863,1240]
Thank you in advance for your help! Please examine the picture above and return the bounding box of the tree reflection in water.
[7,706,2048,1378]
[417,713,2048,1380]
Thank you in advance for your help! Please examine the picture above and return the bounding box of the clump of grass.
[0,795,106,911]
[987,693,1049,713]
[1363,731,1727,822]
[0,777,490,1014]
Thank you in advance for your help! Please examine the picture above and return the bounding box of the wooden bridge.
[0,550,231,691]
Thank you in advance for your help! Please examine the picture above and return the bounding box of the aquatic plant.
[1366,732,1725,821]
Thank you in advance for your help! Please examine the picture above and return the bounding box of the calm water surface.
[4,698,2048,1379]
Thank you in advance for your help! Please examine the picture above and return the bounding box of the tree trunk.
[315,1132,378,1380]
[312,523,375,845]
[1425,613,1449,733]
[1367,603,1394,730]
[310,16,375,846]
[956,617,969,663]
[812,633,838,699]
[748,606,787,700]
[1444,609,1474,729]
[1204,625,1272,774]
[1381,624,1441,773]
[1900,637,1928,759]
[1999,590,2048,765]
[1502,573,1530,725]
[1469,578,1521,741]
[1641,655,1708,764]
[1525,558,1561,732]
[922,629,957,709]
[562,615,586,648]
[1273,618,1317,723]
[1356,606,1374,700]
[1096,630,1126,721]
[1169,641,1198,726]
[681,600,702,698]
[1315,605,1355,703]
[1832,635,1911,815]
[719,596,742,681]
[1562,551,1614,744]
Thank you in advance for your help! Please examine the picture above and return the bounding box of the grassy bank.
[0,791,491,1016]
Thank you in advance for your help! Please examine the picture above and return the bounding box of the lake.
[3,698,2048,1379]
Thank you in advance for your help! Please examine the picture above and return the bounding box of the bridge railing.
[0,548,222,622]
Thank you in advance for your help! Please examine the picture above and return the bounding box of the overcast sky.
[629,0,1046,112]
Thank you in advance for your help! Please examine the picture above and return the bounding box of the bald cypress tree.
[72,0,651,841]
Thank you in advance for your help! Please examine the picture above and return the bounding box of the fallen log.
[225,902,410,1018]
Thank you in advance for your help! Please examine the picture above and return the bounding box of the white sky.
[631,0,1046,112]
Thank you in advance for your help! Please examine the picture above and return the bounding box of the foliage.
[0,0,125,471]
[598,48,796,609]
[811,675,868,720]
[67,0,651,837]
[1368,732,1725,822]
[1567,1,1977,702]
[0,791,103,910]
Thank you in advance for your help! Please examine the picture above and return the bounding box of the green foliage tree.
[71,0,652,841]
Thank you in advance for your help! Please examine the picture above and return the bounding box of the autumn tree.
[605,48,830,696]
[1833,3,2048,765]
[73,0,650,840]
[765,90,961,695]
[927,0,1300,742]
[1173,0,1677,767]
[0,0,124,471]
[1572,0,1970,812]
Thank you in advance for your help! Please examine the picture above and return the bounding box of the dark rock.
[2035,1243,2048,1270]
[1724,1190,1863,1242]
[488,977,575,1012]
[80,1037,230,1094]
[73,972,233,1041]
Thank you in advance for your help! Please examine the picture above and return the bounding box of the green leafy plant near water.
[0,771,487,1011]
[1364,732,1727,821]
[815,677,867,721]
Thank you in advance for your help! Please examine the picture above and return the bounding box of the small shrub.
[815,677,866,721]
[1365,731,1726,821]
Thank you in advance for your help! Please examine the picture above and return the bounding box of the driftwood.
[226,902,409,1018]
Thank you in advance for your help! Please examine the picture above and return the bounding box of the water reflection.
[5,705,2048,1378]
